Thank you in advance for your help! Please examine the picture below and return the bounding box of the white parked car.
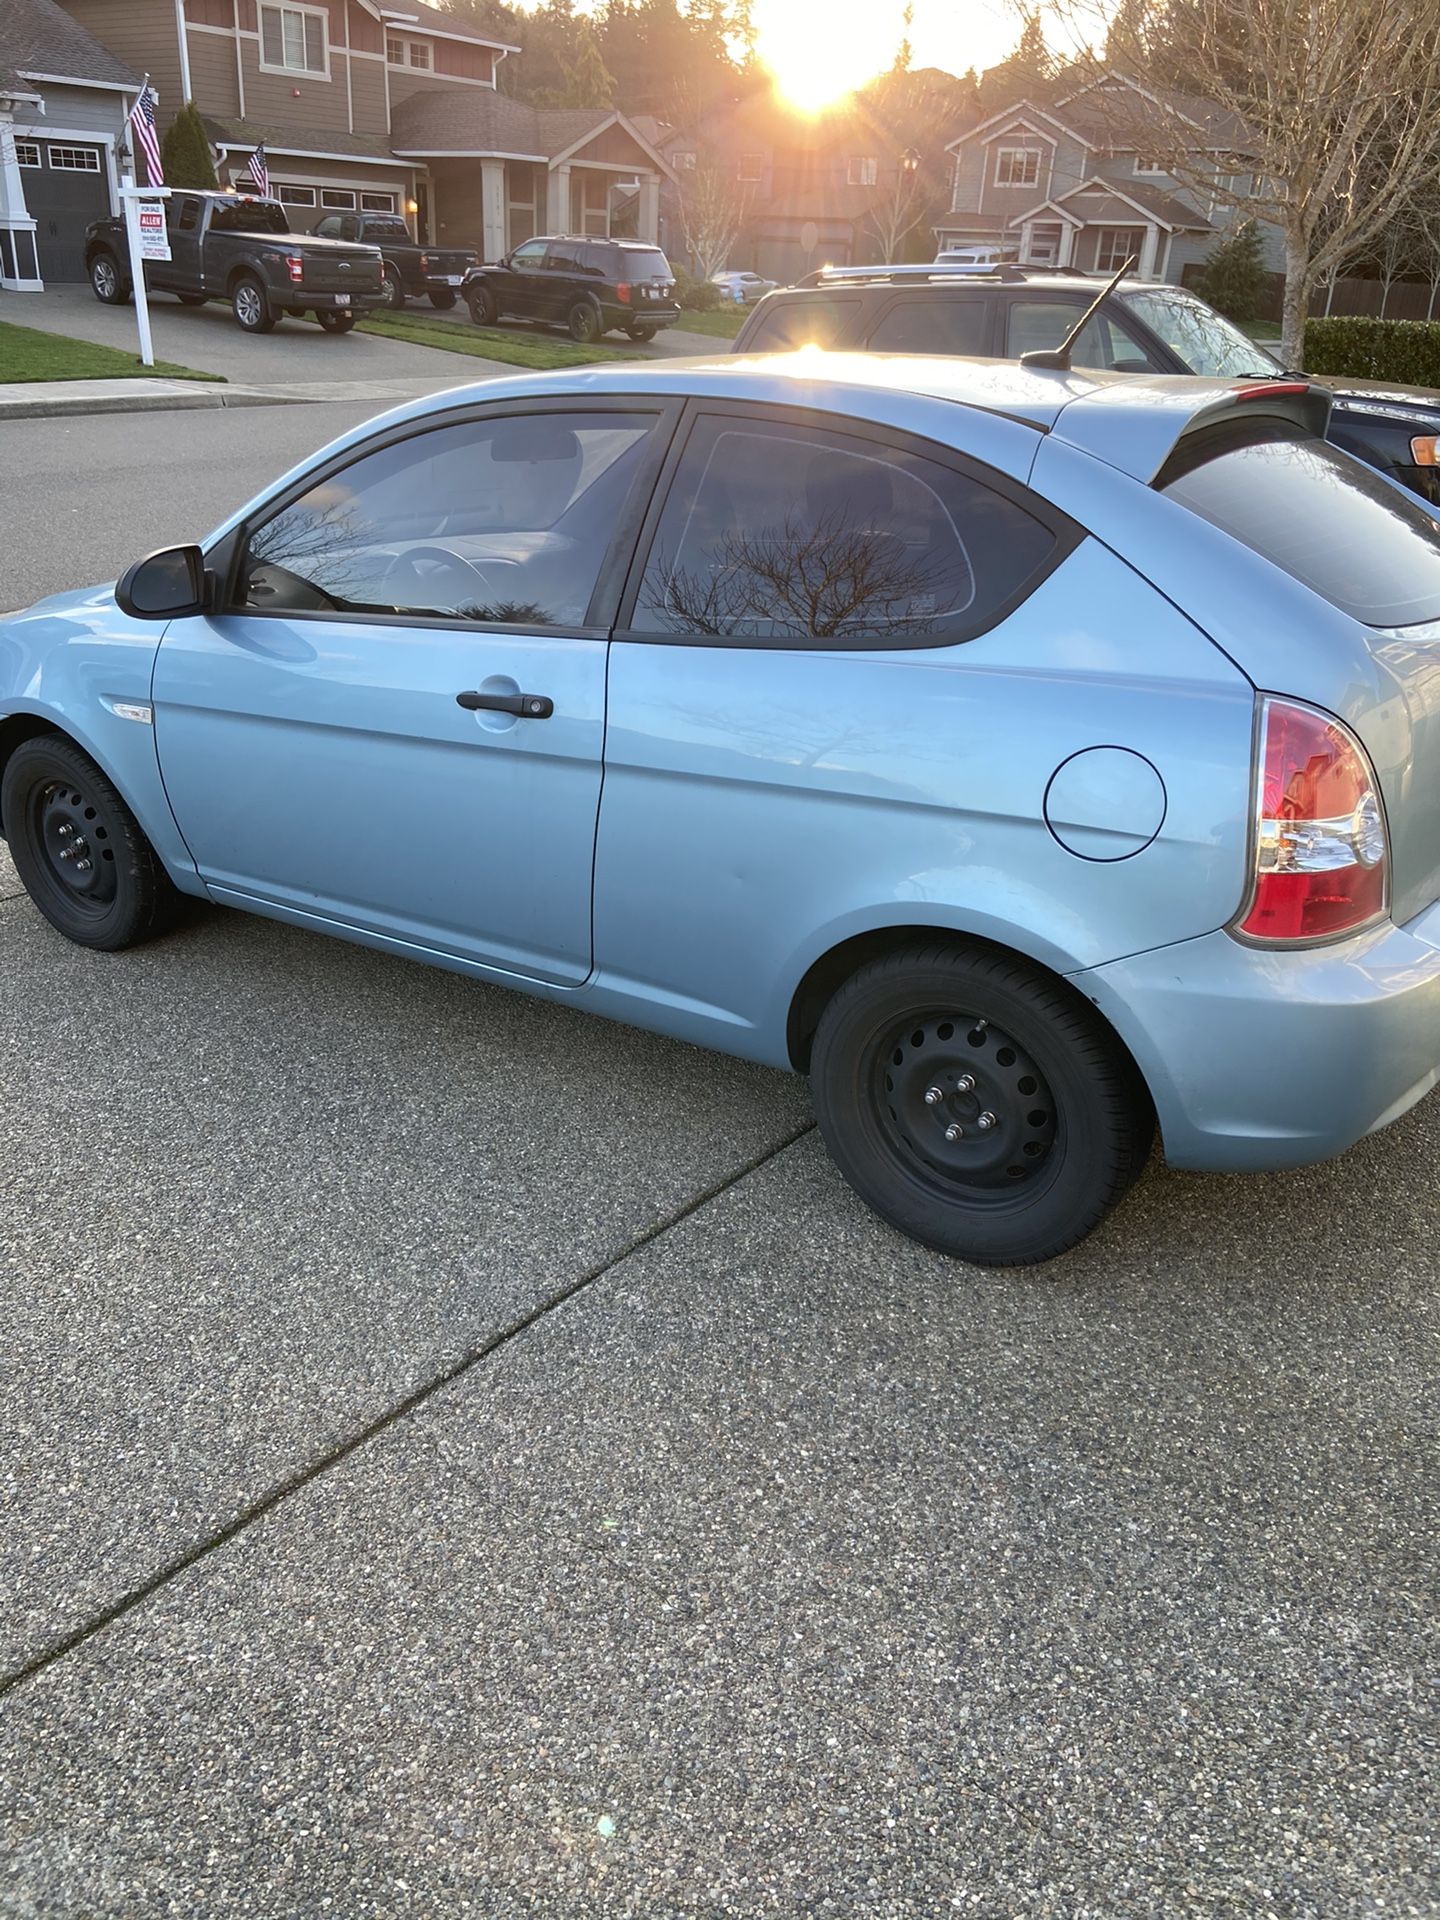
[712,270,779,303]
[933,244,1018,273]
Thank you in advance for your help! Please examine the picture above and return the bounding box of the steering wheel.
[382,543,499,614]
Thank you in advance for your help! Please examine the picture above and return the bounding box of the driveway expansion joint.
[0,1114,817,1701]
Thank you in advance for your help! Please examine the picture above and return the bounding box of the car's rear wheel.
[428,288,457,310]
[568,300,600,343]
[810,942,1153,1265]
[379,265,405,309]
[89,252,130,305]
[231,274,275,333]
[1,737,178,951]
[466,282,497,327]
[317,311,355,332]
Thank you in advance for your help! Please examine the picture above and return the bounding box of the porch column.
[0,121,42,291]
[1057,221,1075,267]
[480,158,507,261]
[638,174,660,244]
[546,163,571,233]
[1139,224,1160,279]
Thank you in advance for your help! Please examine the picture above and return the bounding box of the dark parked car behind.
[315,211,476,311]
[462,236,680,343]
[734,267,1440,506]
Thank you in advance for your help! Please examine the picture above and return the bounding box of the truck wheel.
[466,283,496,327]
[177,293,207,306]
[317,311,355,332]
[568,300,600,343]
[380,265,405,309]
[428,288,457,310]
[89,252,130,305]
[625,323,657,342]
[232,274,276,333]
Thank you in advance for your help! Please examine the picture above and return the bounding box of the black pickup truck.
[314,210,476,310]
[85,190,384,334]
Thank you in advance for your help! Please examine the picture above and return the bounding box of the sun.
[750,0,894,113]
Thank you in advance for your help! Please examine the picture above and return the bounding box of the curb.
[0,386,308,423]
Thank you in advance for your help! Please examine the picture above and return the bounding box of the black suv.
[462,236,680,344]
[733,266,1440,505]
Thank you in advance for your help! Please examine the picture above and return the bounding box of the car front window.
[1119,287,1282,377]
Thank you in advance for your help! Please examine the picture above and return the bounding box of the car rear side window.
[631,412,1061,647]
[1004,299,1153,372]
[1159,420,1440,628]
[741,297,861,351]
[618,247,672,280]
[868,298,990,356]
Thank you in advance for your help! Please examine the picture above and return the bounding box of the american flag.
[128,82,163,186]
[242,144,269,196]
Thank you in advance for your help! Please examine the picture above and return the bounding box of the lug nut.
[944,1122,965,1142]
[56,824,73,838]
[956,1073,977,1093]
[75,858,92,873]
[923,1084,945,1106]
[976,1111,998,1131]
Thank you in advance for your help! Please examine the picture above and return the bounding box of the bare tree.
[1047,0,1440,364]
[675,152,754,278]
[866,151,929,263]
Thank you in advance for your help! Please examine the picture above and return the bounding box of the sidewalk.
[0,373,484,421]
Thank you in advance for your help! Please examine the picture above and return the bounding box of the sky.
[747,0,1051,108]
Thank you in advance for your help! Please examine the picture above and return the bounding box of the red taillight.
[1236,696,1388,943]
[1234,381,1313,400]
[286,254,304,283]
[419,253,429,272]
[616,281,631,303]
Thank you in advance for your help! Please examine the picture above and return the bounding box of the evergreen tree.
[976,13,1054,114]
[561,18,616,106]
[159,101,218,189]
[1103,0,1149,71]
[1195,218,1269,322]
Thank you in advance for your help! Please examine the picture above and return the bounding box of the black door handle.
[456,689,553,719]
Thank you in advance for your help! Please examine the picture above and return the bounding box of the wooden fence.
[1181,264,1440,324]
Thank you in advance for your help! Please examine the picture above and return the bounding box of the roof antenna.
[1019,255,1136,370]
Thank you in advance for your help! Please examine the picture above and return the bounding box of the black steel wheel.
[428,287,457,309]
[568,300,600,343]
[1,736,178,951]
[318,311,355,332]
[811,941,1153,1265]
[625,323,657,342]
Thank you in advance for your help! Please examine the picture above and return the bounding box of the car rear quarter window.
[1004,299,1154,372]
[631,412,1062,647]
[741,296,862,351]
[618,247,672,280]
[364,217,411,241]
[1159,420,1440,627]
[868,298,991,356]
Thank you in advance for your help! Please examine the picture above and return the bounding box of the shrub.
[1303,315,1440,386]
[673,267,723,311]
[1194,218,1267,325]
[159,102,218,190]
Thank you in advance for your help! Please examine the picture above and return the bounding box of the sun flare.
[750,0,894,113]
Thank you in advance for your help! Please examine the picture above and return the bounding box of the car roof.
[203,355,1329,548]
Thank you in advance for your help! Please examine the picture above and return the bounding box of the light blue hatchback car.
[7,355,1440,1264]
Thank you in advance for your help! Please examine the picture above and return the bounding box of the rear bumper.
[605,303,680,329]
[302,289,383,311]
[1078,902,1440,1170]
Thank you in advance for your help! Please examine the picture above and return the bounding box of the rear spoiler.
[1047,378,1333,485]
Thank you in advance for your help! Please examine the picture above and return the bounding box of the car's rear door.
[164,194,205,293]
[864,292,997,357]
[152,401,674,984]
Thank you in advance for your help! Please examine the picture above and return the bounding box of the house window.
[321,189,357,210]
[994,147,1040,189]
[1134,157,1168,176]
[361,190,396,213]
[1024,221,1063,265]
[847,155,878,186]
[14,140,41,168]
[1094,226,1145,272]
[260,2,328,77]
[673,149,696,171]
[738,153,763,183]
[46,146,103,172]
[386,35,432,69]
[277,183,317,206]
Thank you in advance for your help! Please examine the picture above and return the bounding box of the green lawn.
[672,305,748,339]
[358,310,626,368]
[0,320,220,384]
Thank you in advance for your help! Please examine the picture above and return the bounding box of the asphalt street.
[0,401,1436,1916]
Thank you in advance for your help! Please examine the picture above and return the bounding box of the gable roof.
[1051,174,1214,231]
[1,0,139,89]
[1058,74,1251,152]
[945,100,1083,154]
[388,89,674,178]
[364,0,519,53]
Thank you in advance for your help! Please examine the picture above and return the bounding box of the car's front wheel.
[317,311,355,332]
[466,282,497,327]
[231,274,276,333]
[1,736,178,951]
[568,300,600,343]
[89,252,130,305]
[810,942,1153,1265]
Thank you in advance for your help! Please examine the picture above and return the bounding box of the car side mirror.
[115,543,210,620]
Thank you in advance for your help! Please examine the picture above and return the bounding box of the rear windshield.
[363,217,411,240]
[616,247,672,279]
[742,296,861,351]
[209,199,289,235]
[1159,421,1440,628]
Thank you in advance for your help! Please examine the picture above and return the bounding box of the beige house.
[40,0,670,268]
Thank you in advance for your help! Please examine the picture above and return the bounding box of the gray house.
[936,73,1283,284]
[0,0,139,292]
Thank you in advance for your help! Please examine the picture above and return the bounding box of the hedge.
[673,267,723,311]
[1303,316,1440,388]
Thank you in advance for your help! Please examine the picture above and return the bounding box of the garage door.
[20,141,111,283]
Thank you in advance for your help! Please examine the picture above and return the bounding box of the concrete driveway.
[0,406,1435,1917]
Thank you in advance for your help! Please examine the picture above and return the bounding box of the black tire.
[466,283,497,327]
[428,287,457,310]
[810,941,1153,1266]
[177,292,207,306]
[379,265,405,310]
[231,273,275,333]
[317,311,355,332]
[568,299,600,343]
[1,736,178,952]
[625,323,657,342]
[89,251,130,305]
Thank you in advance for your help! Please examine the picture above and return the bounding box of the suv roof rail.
[795,263,1031,289]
